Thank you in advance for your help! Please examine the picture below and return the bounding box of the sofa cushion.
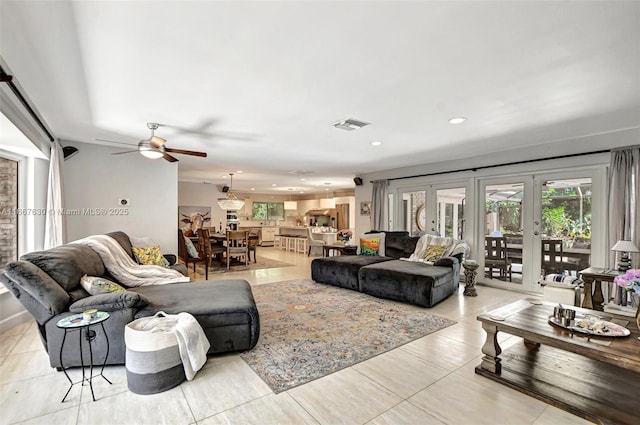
[3,261,71,320]
[106,231,135,260]
[311,256,392,291]
[69,291,149,312]
[21,244,105,292]
[359,260,456,307]
[132,280,260,353]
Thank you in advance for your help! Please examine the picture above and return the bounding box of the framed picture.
[360,201,371,216]
[178,206,212,236]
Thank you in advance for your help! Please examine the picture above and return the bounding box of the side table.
[323,244,357,257]
[56,311,112,402]
[463,261,479,297]
[578,267,621,311]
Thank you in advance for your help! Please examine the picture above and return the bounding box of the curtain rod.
[0,65,55,142]
[373,148,611,183]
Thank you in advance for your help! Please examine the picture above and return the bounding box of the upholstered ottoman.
[132,279,260,353]
[311,256,392,290]
[358,260,459,307]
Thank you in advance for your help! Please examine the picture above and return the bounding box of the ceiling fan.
[111,123,207,162]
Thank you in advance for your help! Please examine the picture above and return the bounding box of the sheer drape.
[44,141,65,249]
[371,180,388,231]
[608,146,640,268]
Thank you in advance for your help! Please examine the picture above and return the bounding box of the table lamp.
[611,240,640,272]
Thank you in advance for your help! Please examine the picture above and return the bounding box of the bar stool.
[296,236,308,254]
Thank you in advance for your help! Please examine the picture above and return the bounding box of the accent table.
[579,267,621,311]
[462,261,479,297]
[56,311,112,402]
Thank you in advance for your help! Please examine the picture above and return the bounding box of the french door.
[478,171,594,293]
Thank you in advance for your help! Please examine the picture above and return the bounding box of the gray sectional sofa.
[0,231,260,368]
[311,231,464,307]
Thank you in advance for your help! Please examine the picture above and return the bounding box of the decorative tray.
[548,315,630,337]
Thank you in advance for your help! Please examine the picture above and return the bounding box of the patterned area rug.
[195,256,294,274]
[240,279,456,393]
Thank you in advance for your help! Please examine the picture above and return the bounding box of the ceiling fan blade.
[150,135,167,148]
[163,153,179,162]
[164,147,207,158]
[111,150,138,155]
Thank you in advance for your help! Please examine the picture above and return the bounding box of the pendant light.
[217,173,245,210]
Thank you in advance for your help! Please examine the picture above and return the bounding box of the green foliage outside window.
[252,202,284,220]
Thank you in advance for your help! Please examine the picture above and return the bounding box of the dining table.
[505,243,591,271]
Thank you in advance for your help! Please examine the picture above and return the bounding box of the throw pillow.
[184,237,199,258]
[132,245,167,267]
[357,233,386,256]
[80,275,126,295]
[423,244,447,262]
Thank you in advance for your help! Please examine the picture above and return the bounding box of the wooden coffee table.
[476,299,640,425]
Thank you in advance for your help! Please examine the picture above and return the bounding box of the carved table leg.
[581,279,594,310]
[524,339,541,350]
[480,322,502,374]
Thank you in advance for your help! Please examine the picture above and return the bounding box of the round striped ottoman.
[124,315,186,395]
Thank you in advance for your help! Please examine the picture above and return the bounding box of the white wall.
[62,141,178,254]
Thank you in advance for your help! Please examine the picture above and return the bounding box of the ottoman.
[358,260,458,307]
[132,279,260,353]
[311,256,392,291]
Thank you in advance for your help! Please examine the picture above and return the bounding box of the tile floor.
[0,248,591,425]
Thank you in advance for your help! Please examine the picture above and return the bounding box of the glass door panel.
[539,177,592,276]
[481,181,527,288]
[401,190,426,237]
[435,187,466,239]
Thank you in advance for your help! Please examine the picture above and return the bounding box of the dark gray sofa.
[311,231,463,307]
[0,231,260,368]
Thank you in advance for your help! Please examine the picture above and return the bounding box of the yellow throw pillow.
[132,245,166,267]
[423,244,447,262]
[80,275,126,295]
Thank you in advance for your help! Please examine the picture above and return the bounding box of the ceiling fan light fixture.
[138,141,164,159]
[217,173,245,211]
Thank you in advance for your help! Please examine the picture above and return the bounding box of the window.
[252,202,284,220]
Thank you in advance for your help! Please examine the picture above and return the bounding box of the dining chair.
[197,228,226,269]
[542,239,564,275]
[226,230,249,270]
[306,227,325,256]
[484,236,512,281]
[178,229,210,279]
[247,229,259,263]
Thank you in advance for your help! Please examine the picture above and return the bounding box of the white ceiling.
[1,1,639,194]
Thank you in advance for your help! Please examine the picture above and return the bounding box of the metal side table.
[56,311,112,402]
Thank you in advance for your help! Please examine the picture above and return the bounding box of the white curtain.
[608,146,640,269]
[44,141,65,249]
[371,180,388,231]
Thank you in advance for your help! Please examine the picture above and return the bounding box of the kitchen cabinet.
[239,199,253,216]
[261,226,277,246]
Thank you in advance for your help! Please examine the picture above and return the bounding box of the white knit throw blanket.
[75,235,190,287]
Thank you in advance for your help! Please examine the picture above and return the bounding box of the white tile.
[353,347,449,398]
[366,400,446,425]
[181,355,272,421]
[10,327,47,355]
[408,368,547,424]
[0,335,21,357]
[399,333,481,372]
[288,368,402,424]
[0,373,81,424]
[198,393,317,425]
[533,406,593,425]
[78,365,129,403]
[76,385,194,425]
[13,406,79,425]
[0,349,57,384]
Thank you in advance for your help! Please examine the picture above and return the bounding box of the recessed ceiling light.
[250,188,255,191]
[236,170,243,174]
[300,178,306,182]
[370,141,382,146]
[271,184,277,187]
[299,191,304,194]
[448,117,467,124]
[333,118,370,131]
[222,175,228,178]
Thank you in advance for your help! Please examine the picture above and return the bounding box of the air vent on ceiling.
[288,170,315,175]
[333,118,370,131]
